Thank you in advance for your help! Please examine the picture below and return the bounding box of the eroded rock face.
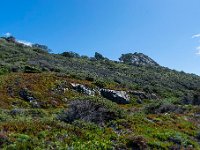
[131,53,159,66]
[120,52,159,66]
[70,83,95,96]
[100,89,130,104]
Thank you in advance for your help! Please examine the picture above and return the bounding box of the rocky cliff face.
[125,52,159,66]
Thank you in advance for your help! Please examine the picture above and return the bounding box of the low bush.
[196,131,200,142]
[24,66,41,73]
[0,133,8,148]
[58,97,126,125]
[126,136,148,150]
[0,67,9,75]
[145,100,185,114]
[94,80,107,88]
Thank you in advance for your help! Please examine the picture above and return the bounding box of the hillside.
[0,37,200,149]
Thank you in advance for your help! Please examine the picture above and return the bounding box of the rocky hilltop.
[131,52,159,66]
[119,52,159,66]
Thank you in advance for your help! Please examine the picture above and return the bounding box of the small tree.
[32,44,51,53]
[119,53,133,64]
[94,52,105,60]
[61,51,80,58]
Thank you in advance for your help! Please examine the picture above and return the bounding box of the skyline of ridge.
[0,0,200,75]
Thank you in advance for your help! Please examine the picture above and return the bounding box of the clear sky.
[0,0,200,75]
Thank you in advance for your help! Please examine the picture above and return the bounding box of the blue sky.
[0,0,200,75]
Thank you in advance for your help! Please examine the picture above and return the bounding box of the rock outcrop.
[70,83,95,96]
[100,89,130,104]
[70,83,130,104]
[19,88,36,102]
[52,81,68,94]
[119,52,159,66]
[19,88,39,108]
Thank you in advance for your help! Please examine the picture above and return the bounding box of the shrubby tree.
[61,51,80,58]
[32,44,51,53]
[81,55,89,59]
[119,53,133,64]
[58,97,125,125]
[94,52,105,60]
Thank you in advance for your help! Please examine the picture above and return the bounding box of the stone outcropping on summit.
[119,52,159,66]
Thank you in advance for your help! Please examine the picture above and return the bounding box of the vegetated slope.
[0,37,200,98]
[0,37,200,149]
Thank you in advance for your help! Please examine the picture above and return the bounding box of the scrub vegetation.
[0,36,200,149]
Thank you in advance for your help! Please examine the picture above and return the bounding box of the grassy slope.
[0,38,200,149]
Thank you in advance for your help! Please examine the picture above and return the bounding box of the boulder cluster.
[70,83,157,104]
[18,82,158,106]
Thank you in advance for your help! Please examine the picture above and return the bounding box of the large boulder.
[100,89,130,104]
[119,52,159,66]
[70,83,95,96]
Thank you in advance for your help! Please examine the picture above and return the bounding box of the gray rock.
[131,52,159,66]
[70,83,95,96]
[52,81,68,94]
[19,88,36,102]
[151,93,158,99]
[31,101,40,108]
[120,52,159,66]
[100,89,130,104]
[10,109,24,116]
[19,88,40,108]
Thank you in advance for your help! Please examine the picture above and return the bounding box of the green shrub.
[58,97,126,125]
[126,136,148,150]
[144,99,185,114]
[0,133,8,147]
[85,76,95,81]
[24,66,41,73]
[94,80,106,88]
[0,67,9,75]
[61,51,80,58]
